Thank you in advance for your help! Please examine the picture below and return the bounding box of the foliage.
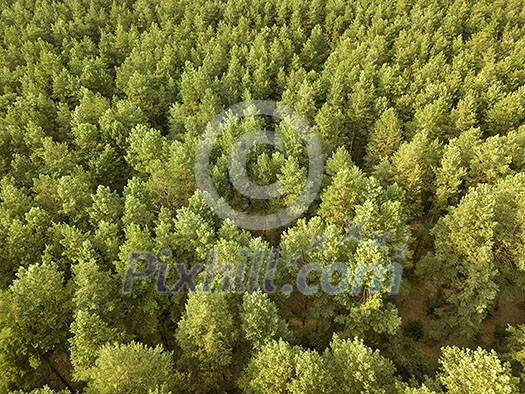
[1,0,525,392]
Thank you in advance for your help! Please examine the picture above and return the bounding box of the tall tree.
[437,346,519,393]
[421,185,498,340]
[86,342,182,394]
[175,291,239,393]
[0,262,73,391]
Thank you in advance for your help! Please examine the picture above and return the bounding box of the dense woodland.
[1,0,525,392]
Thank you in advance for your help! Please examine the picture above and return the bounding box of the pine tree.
[364,108,403,170]
[437,346,519,393]
[240,291,291,350]
[433,144,467,212]
[86,342,182,394]
[175,291,238,393]
[324,335,399,394]
[0,262,73,390]
[390,131,441,218]
[422,185,498,340]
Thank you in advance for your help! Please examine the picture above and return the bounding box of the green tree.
[390,130,441,218]
[422,185,498,340]
[324,335,400,394]
[175,291,238,393]
[238,339,299,394]
[69,247,125,382]
[0,262,72,391]
[364,108,403,170]
[437,346,519,393]
[240,291,291,350]
[86,342,182,394]
[433,144,467,212]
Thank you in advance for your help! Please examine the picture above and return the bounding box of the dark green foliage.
[403,320,424,342]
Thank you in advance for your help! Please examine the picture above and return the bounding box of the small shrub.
[404,320,424,341]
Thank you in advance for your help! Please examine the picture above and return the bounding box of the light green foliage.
[175,291,238,392]
[239,340,332,394]
[365,108,403,169]
[390,131,441,218]
[434,144,467,211]
[437,346,519,393]
[69,311,123,382]
[276,157,307,211]
[325,335,399,394]
[173,205,216,262]
[10,387,71,394]
[319,148,366,227]
[492,174,525,275]
[3,263,71,354]
[240,291,291,349]
[86,342,180,394]
[69,255,125,382]
[240,335,399,394]
[1,0,525,392]
[424,185,498,339]
[239,339,300,394]
[508,324,525,370]
[0,263,72,389]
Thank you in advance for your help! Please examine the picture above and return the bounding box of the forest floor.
[397,276,525,366]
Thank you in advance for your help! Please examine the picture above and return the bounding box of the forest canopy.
[1,0,525,392]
